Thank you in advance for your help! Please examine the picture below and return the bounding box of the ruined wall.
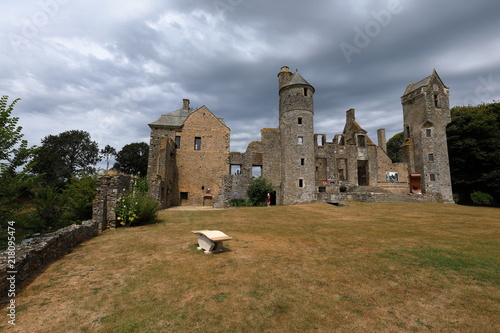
[0,220,98,295]
[148,136,177,208]
[92,172,134,229]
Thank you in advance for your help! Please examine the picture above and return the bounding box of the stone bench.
[191,230,232,254]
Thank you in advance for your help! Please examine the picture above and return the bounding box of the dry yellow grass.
[1,202,499,332]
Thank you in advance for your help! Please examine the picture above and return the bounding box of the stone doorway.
[357,160,369,186]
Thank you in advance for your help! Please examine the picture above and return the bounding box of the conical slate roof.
[282,71,315,92]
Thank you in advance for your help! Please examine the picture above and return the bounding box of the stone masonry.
[147,67,454,207]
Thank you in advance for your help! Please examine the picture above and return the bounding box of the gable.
[183,105,230,131]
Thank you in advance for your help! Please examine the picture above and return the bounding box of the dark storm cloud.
[1,0,499,155]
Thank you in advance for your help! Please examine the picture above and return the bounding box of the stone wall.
[92,172,134,230]
[0,219,98,295]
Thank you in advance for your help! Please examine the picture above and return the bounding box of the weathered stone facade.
[147,67,454,206]
[147,101,230,208]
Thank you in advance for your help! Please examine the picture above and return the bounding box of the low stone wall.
[317,192,444,204]
[0,220,99,296]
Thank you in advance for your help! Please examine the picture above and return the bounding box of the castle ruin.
[147,67,453,207]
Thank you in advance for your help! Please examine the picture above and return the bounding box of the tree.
[447,102,500,205]
[113,142,149,176]
[247,177,274,206]
[0,96,33,173]
[0,96,36,230]
[31,130,101,186]
[100,144,117,170]
[386,131,404,163]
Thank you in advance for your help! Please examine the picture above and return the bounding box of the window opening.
[298,117,302,125]
[426,129,432,137]
[252,165,262,177]
[298,136,303,144]
[428,153,434,162]
[175,136,181,149]
[300,158,305,166]
[299,179,304,188]
[230,165,241,175]
[194,137,201,150]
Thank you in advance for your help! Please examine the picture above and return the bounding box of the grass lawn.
[1,202,499,332]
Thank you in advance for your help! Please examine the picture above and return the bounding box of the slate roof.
[148,106,226,128]
[282,71,315,92]
[403,69,447,96]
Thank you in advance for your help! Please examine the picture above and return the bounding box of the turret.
[278,67,316,205]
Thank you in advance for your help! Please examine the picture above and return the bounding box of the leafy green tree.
[113,142,149,176]
[31,130,101,186]
[0,96,36,236]
[0,96,34,173]
[100,144,117,170]
[386,131,404,163]
[247,177,274,206]
[447,102,500,205]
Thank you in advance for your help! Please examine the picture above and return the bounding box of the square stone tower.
[401,70,454,203]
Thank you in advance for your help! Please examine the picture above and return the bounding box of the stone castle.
[147,66,453,208]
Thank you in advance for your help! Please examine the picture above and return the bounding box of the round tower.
[278,67,316,205]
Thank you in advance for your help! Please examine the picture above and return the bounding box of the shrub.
[470,191,494,206]
[61,174,97,224]
[247,177,274,206]
[229,198,253,207]
[116,179,159,227]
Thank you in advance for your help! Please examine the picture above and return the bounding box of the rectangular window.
[299,179,304,188]
[180,192,189,200]
[298,137,303,144]
[434,94,440,108]
[298,117,302,125]
[426,129,432,137]
[428,153,434,161]
[175,136,181,149]
[252,165,262,177]
[194,137,201,150]
[300,158,305,166]
[318,186,326,193]
[357,135,366,147]
[230,165,241,175]
[430,174,436,181]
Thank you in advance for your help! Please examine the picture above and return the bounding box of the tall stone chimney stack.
[183,99,190,110]
[377,129,387,153]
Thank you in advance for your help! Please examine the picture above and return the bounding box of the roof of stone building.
[403,69,447,96]
[282,72,315,92]
[148,106,226,128]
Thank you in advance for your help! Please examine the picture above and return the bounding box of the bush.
[116,179,159,226]
[28,186,66,233]
[229,198,253,207]
[470,191,494,206]
[247,177,274,206]
[61,174,97,224]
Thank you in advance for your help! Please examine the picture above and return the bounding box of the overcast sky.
[2,0,500,159]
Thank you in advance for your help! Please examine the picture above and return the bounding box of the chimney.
[346,108,355,124]
[182,99,190,110]
[377,129,387,153]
